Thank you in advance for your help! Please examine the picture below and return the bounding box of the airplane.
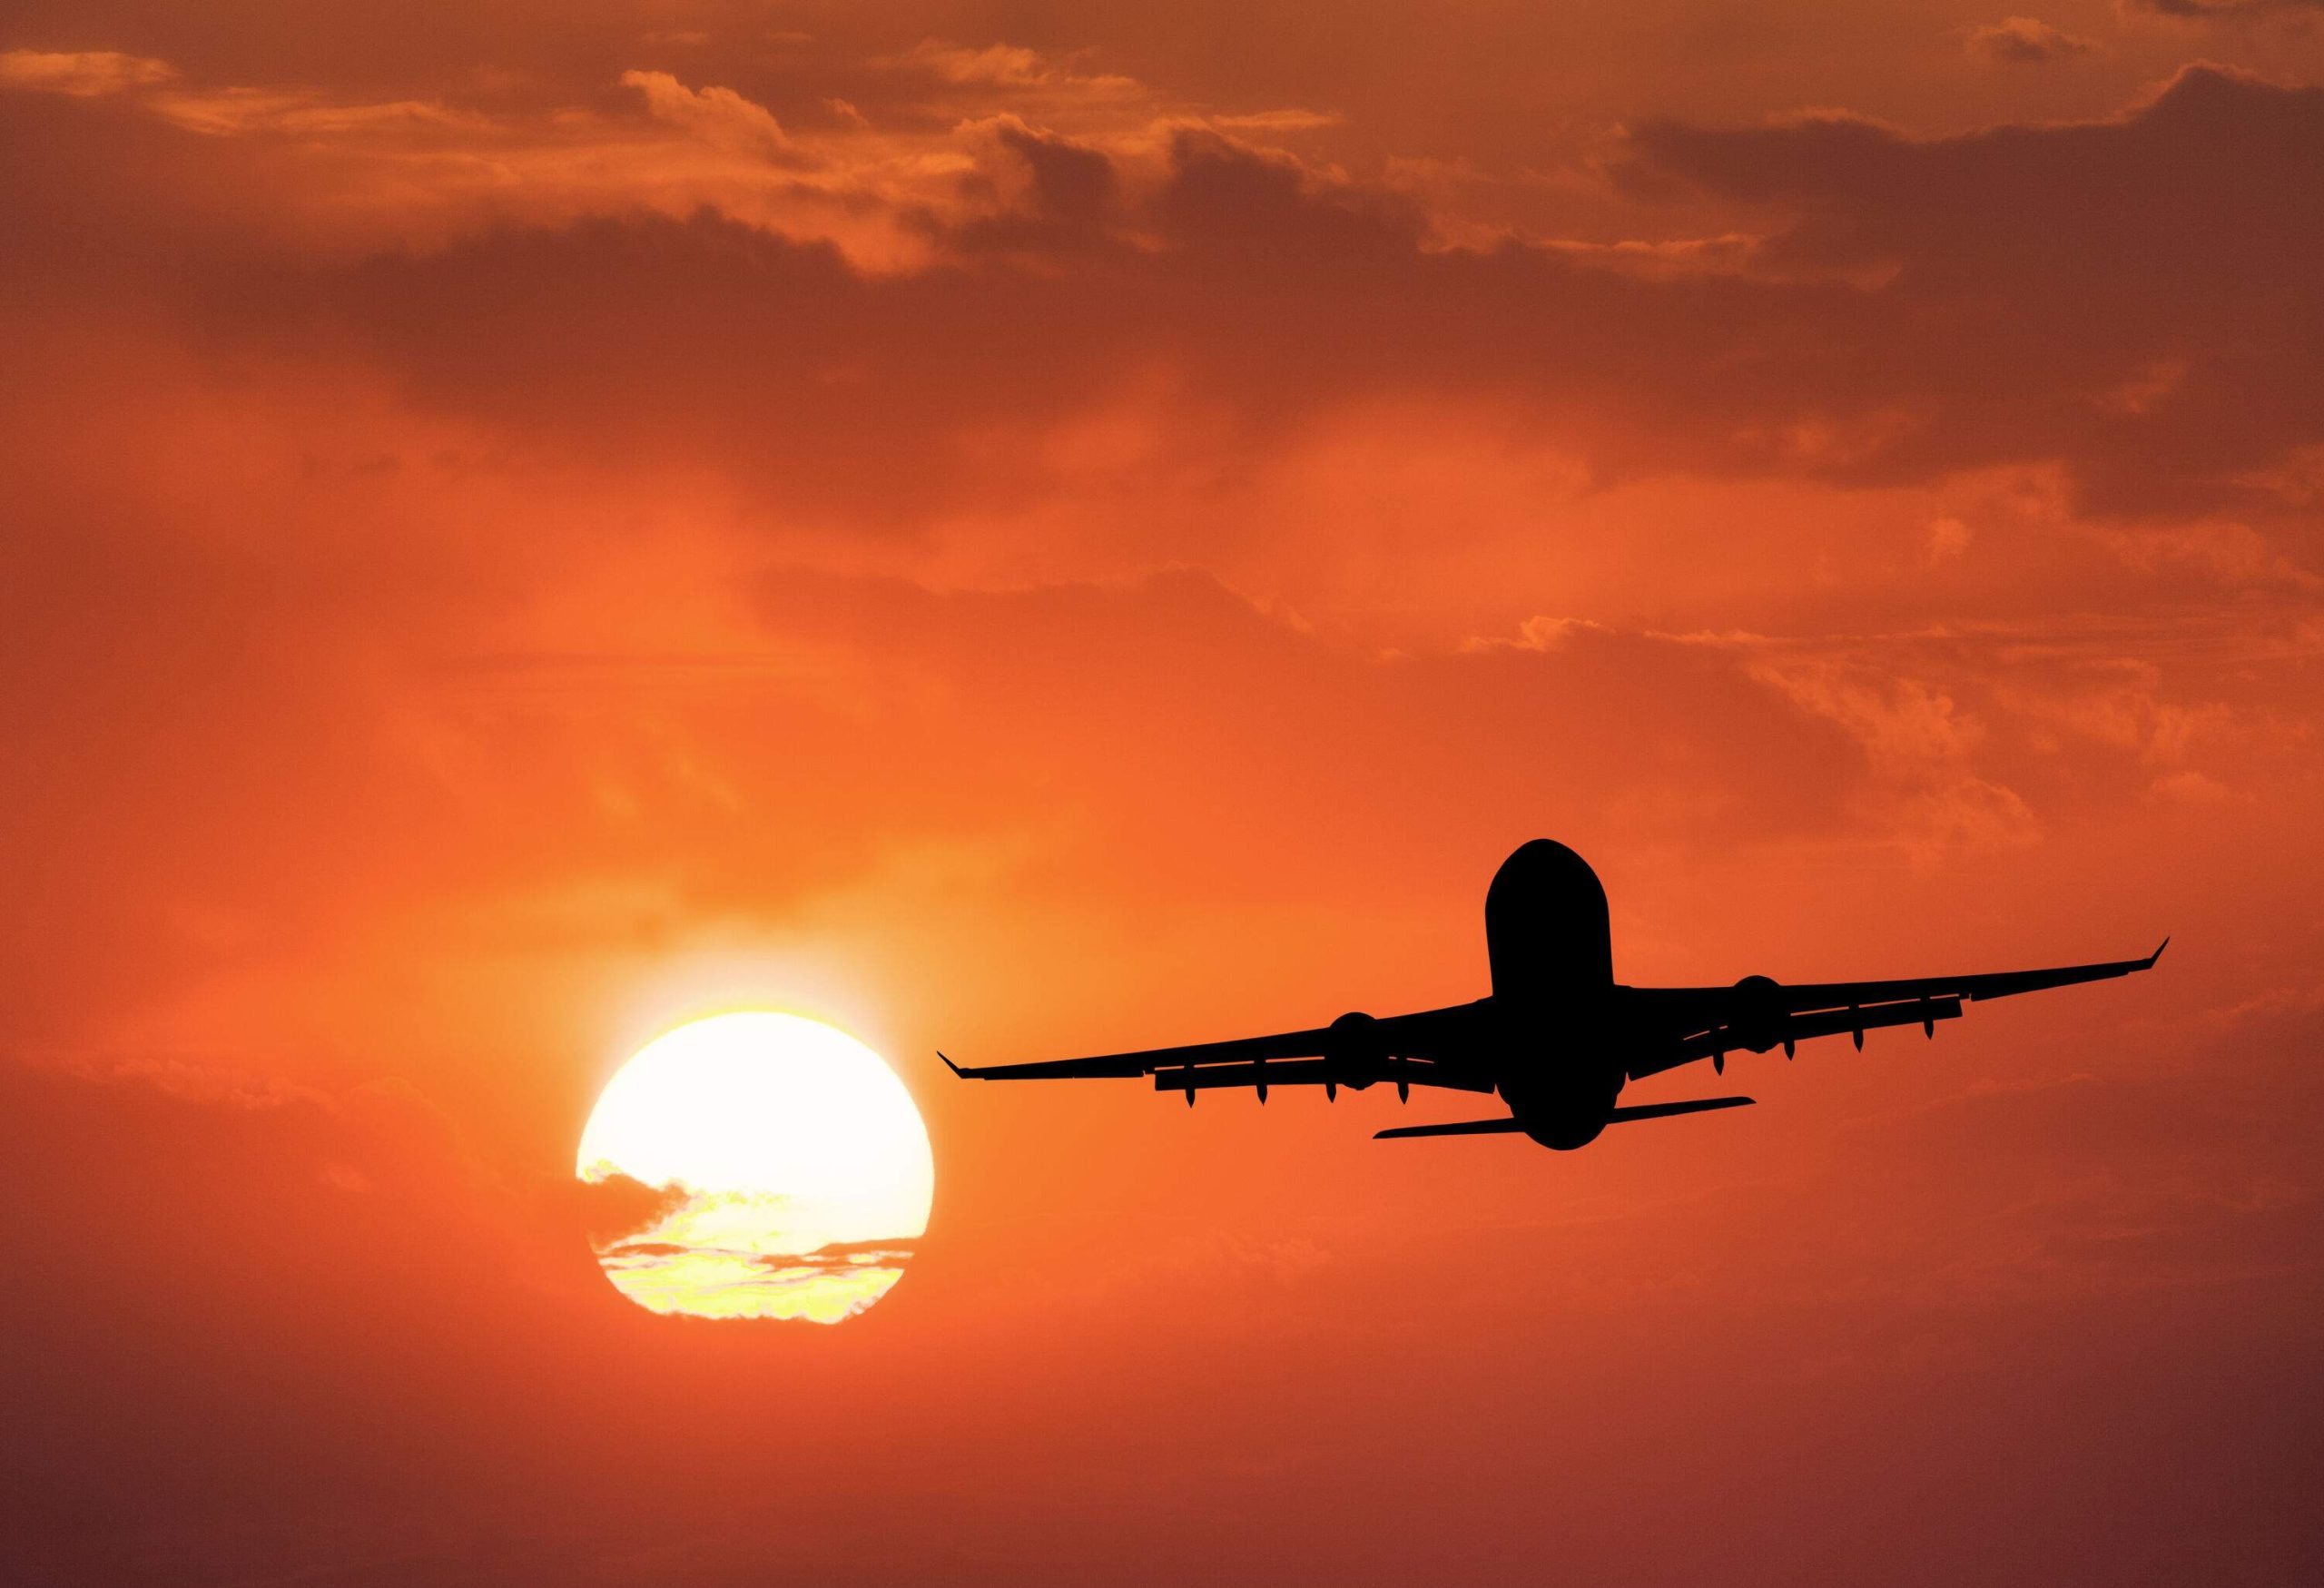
[940,839,2167,1149]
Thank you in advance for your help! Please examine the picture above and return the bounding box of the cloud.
[146,85,489,138]
[619,68,808,163]
[1620,65,2324,513]
[908,41,1061,86]
[281,74,2317,523]
[945,116,1124,253]
[2128,0,2323,14]
[569,1167,690,1243]
[0,48,173,96]
[1208,107,1344,132]
[894,38,1142,100]
[86,61,2324,518]
[8,45,2321,524]
[1964,17,2100,64]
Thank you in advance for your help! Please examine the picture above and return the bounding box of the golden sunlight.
[576,1012,934,1324]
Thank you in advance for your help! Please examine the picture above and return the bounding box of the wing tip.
[937,1050,969,1079]
[2146,936,2171,968]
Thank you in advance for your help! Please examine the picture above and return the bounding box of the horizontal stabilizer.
[1607,1095,1755,1124]
[1374,1116,1528,1140]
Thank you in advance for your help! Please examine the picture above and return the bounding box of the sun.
[576,1012,934,1324]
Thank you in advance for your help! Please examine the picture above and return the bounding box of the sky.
[3,1,2321,1582]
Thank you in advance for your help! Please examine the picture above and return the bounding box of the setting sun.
[576,1013,934,1323]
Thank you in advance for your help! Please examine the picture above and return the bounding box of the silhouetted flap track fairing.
[942,840,2167,1151]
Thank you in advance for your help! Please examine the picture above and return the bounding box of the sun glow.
[576,1012,934,1323]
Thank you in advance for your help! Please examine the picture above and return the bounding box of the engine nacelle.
[1324,1011,1390,1087]
[1730,973,1787,1053]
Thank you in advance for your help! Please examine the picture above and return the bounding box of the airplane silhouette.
[942,839,2167,1149]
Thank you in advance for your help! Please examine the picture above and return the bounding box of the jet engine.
[1729,974,1788,1053]
[1324,1011,1390,1090]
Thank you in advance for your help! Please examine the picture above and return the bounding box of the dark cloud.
[156,70,2299,522]
[7,64,2320,522]
[2130,0,2323,15]
[1964,17,2101,64]
[570,1169,689,1243]
[945,117,1124,254]
[1621,65,2324,514]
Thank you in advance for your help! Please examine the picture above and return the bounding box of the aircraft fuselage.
[1484,838,1627,1148]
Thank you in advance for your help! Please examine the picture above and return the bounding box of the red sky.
[3,3,2320,1583]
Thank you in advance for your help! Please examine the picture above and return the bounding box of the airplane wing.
[1623,939,2169,1080]
[941,1001,1498,1100]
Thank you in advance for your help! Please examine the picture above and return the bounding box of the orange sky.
[4,4,2320,1583]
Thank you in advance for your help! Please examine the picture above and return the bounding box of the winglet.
[937,1050,967,1078]
[2146,936,2171,968]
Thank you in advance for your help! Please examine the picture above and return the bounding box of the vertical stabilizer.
[1485,839,1613,1004]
